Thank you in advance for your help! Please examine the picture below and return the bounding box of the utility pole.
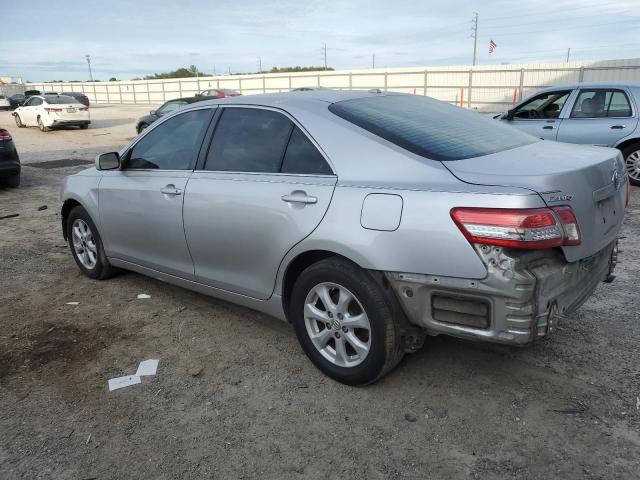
[258,56,262,72]
[323,43,327,69]
[566,47,571,63]
[228,66,231,75]
[471,13,478,66]
[85,54,93,82]
[372,54,375,69]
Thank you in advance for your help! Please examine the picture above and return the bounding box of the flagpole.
[471,12,478,66]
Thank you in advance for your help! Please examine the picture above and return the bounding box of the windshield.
[44,95,81,105]
[329,95,538,161]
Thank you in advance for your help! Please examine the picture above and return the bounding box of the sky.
[0,0,639,82]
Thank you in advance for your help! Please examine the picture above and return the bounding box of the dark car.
[0,128,20,187]
[196,88,241,99]
[7,93,26,109]
[24,90,41,98]
[135,96,208,134]
[61,91,90,107]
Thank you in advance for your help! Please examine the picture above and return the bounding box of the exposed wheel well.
[616,138,640,154]
[61,199,81,240]
[281,250,354,321]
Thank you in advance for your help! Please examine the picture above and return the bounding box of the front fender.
[60,170,102,237]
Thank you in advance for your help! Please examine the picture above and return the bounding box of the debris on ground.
[108,359,160,391]
[0,213,19,220]
[404,413,417,422]
[108,375,141,391]
[37,205,47,211]
[188,365,203,377]
[136,359,159,377]
[65,302,79,305]
[137,293,151,299]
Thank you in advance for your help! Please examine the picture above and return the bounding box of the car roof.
[167,96,208,104]
[537,81,640,92]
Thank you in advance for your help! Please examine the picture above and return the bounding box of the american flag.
[489,39,497,54]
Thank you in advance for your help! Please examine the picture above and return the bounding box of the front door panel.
[184,172,336,299]
[99,170,195,279]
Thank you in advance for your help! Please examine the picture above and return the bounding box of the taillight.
[45,107,62,113]
[79,107,88,111]
[0,129,11,141]
[451,206,581,250]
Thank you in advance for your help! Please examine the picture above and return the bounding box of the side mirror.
[96,152,120,170]
[505,109,515,120]
[150,110,157,116]
[195,93,202,97]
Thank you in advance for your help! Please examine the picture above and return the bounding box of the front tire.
[622,144,640,186]
[80,124,89,130]
[6,174,20,188]
[290,257,404,385]
[66,206,118,280]
[14,115,24,128]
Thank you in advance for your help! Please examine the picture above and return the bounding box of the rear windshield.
[44,95,80,105]
[329,95,538,161]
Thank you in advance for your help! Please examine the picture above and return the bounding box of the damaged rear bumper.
[385,241,618,346]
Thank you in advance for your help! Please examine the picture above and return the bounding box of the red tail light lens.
[0,129,11,141]
[451,206,581,250]
[79,107,88,111]
[45,107,62,113]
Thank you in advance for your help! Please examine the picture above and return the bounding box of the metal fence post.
[118,83,122,104]
[467,69,473,109]
[239,78,243,95]
[93,83,97,104]
[349,72,353,90]
[578,67,585,83]
[262,75,266,94]
[519,68,525,101]
[288,74,292,90]
[178,79,183,98]
[133,84,137,104]
[317,73,321,87]
[161,81,165,102]
[384,71,388,92]
[106,84,110,104]
[423,70,428,96]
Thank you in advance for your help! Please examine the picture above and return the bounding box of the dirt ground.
[0,105,639,480]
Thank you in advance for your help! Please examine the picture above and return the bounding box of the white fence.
[26,58,640,112]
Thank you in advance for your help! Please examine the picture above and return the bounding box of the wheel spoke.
[345,332,369,358]
[304,303,329,323]
[334,337,348,365]
[86,239,97,254]
[315,284,336,312]
[335,288,353,314]
[342,313,369,330]
[309,329,332,349]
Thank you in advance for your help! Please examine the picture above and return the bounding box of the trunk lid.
[443,140,626,262]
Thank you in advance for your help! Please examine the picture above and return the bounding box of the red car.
[196,88,241,99]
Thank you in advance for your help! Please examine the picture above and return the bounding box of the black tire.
[80,124,89,130]
[290,257,404,385]
[6,174,20,188]
[14,114,24,128]
[37,116,49,132]
[137,123,148,134]
[621,143,640,186]
[66,205,119,280]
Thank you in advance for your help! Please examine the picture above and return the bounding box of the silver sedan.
[61,91,628,384]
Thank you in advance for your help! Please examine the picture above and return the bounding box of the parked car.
[61,91,90,107]
[12,94,90,132]
[497,82,640,185]
[196,88,241,99]
[291,87,329,92]
[0,128,20,187]
[135,96,207,133]
[23,90,41,98]
[7,93,26,109]
[61,91,627,385]
[0,95,10,110]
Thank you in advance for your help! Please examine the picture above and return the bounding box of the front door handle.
[542,125,556,130]
[160,185,182,196]
[610,125,626,129]
[282,192,317,205]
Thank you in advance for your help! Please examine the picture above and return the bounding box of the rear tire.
[290,257,404,385]
[6,174,20,188]
[66,205,119,280]
[14,115,24,128]
[80,124,89,130]
[622,143,640,186]
[38,117,49,132]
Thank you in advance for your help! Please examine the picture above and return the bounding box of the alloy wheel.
[625,149,640,182]
[71,218,98,269]
[303,282,371,368]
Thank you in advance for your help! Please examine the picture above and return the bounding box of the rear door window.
[204,107,293,173]
[570,89,632,118]
[281,127,333,175]
[329,95,537,161]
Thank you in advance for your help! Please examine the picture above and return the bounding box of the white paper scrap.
[108,375,141,391]
[136,359,159,377]
[65,302,80,305]
[137,294,151,299]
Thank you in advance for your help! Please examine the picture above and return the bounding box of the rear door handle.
[610,125,626,129]
[160,185,182,196]
[542,125,556,130]
[281,193,317,205]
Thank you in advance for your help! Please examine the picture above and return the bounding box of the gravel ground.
[0,105,639,480]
